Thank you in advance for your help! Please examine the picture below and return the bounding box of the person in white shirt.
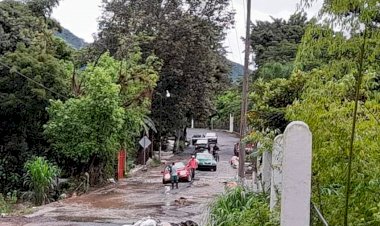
[170,162,179,189]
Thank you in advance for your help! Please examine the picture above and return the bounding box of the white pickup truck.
[205,132,218,144]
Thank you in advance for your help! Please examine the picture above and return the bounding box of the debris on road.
[123,217,198,226]
[174,197,188,206]
[223,181,238,189]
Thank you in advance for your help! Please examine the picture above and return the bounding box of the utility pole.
[238,0,251,182]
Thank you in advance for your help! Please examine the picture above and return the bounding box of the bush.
[0,194,10,213]
[208,186,279,226]
[0,191,18,214]
[23,157,60,206]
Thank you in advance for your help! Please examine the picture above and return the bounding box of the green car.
[196,152,217,171]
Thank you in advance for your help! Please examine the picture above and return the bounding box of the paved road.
[0,129,239,226]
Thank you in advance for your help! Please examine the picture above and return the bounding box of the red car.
[162,162,192,184]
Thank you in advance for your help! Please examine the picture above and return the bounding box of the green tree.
[0,0,72,194]
[45,51,160,183]
[287,0,380,224]
[251,13,308,69]
[0,42,71,193]
[25,0,61,18]
[96,0,234,147]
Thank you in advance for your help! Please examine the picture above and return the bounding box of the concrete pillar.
[262,150,272,193]
[229,114,234,132]
[280,121,312,226]
[191,118,194,129]
[270,134,283,211]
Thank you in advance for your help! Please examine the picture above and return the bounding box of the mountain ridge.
[56,28,87,49]
[56,28,244,81]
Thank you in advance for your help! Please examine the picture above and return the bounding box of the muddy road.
[0,129,239,226]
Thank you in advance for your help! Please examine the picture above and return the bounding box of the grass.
[23,157,60,206]
[208,186,279,226]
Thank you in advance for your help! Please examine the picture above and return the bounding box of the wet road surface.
[0,129,239,226]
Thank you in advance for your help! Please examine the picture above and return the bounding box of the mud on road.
[0,129,239,226]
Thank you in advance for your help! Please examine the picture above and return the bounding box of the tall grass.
[23,157,60,206]
[208,186,279,226]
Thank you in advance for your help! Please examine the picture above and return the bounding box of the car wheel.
[213,167,217,171]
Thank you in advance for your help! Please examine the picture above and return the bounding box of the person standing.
[212,145,220,162]
[187,155,198,180]
[170,162,179,189]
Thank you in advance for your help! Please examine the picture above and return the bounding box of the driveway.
[0,129,239,226]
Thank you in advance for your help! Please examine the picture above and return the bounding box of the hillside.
[56,28,87,49]
[55,28,244,83]
[228,60,244,82]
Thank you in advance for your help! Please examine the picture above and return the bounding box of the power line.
[242,0,247,22]
[230,0,244,65]
[0,61,68,99]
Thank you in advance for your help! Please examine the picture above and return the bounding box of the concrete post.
[229,114,234,132]
[191,118,194,129]
[270,134,283,211]
[262,150,272,193]
[280,121,312,226]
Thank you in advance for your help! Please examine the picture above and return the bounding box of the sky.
[52,0,322,65]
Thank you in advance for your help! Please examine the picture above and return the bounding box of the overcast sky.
[52,0,322,65]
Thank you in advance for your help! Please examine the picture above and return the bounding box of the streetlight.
[158,90,170,162]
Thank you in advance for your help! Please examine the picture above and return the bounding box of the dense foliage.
[45,51,160,183]
[95,0,234,146]
[0,0,160,195]
[0,0,71,194]
[251,12,308,80]
[215,13,308,131]
[208,186,279,226]
[287,1,380,222]
[213,1,380,225]
[23,157,59,206]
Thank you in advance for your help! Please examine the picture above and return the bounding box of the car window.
[196,139,208,144]
[196,153,212,160]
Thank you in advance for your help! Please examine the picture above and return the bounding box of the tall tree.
[289,0,380,224]
[0,0,71,193]
[95,0,233,146]
[45,51,160,183]
[251,13,308,80]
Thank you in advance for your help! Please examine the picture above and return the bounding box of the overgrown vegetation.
[23,157,59,206]
[208,186,279,226]
[214,1,380,225]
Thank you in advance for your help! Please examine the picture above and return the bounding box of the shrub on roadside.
[208,186,279,226]
[0,191,18,214]
[23,157,60,206]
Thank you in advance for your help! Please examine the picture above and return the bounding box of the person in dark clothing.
[212,145,220,162]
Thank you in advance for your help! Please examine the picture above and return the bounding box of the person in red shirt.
[187,155,198,180]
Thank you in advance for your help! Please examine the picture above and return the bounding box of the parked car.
[205,132,218,144]
[191,134,203,145]
[194,138,210,151]
[196,152,217,171]
[162,162,192,184]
